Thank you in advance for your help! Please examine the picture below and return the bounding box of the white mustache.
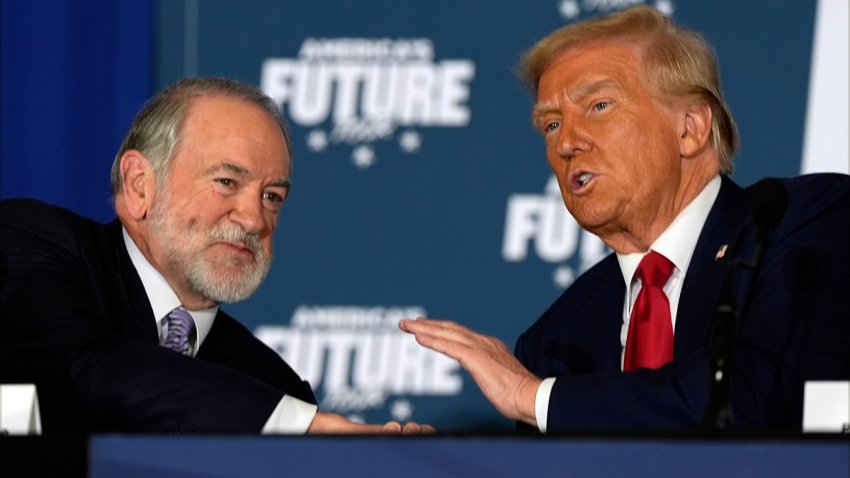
[206,224,263,256]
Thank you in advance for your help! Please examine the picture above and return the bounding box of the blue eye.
[544,121,560,133]
[593,101,609,111]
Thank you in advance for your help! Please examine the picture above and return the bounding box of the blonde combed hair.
[519,6,738,173]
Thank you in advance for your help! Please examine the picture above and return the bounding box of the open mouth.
[571,171,595,192]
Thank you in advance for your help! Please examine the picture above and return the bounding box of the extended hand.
[307,411,436,434]
[399,317,540,427]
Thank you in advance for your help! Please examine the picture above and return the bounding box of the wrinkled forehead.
[536,41,646,98]
[175,96,292,172]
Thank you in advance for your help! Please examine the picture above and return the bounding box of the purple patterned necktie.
[162,307,195,355]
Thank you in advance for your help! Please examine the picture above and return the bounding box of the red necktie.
[624,251,675,371]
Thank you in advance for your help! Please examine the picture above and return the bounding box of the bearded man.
[0,77,430,434]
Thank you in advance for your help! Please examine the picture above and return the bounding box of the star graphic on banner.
[655,0,675,16]
[390,399,413,422]
[399,130,422,153]
[352,145,376,169]
[559,0,581,20]
[553,265,575,288]
[306,130,328,152]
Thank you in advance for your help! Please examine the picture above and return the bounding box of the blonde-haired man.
[402,6,850,432]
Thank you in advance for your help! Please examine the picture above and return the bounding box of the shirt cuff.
[261,395,319,434]
[535,377,556,434]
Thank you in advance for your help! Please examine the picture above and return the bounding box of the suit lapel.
[108,220,160,345]
[594,259,629,371]
[674,176,749,357]
[195,311,229,362]
[567,255,625,374]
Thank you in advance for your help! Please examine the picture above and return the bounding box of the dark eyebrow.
[271,179,291,191]
[271,179,292,200]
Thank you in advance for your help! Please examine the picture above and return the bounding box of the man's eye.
[263,192,283,204]
[543,121,560,133]
[216,178,236,187]
[262,191,285,211]
[593,101,610,111]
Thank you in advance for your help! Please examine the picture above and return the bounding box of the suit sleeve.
[198,312,317,405]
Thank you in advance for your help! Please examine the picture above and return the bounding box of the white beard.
[147,192,271,303]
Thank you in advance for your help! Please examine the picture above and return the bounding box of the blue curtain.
[1,0,153,221]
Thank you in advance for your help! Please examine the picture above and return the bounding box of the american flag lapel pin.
[715,244,728,261]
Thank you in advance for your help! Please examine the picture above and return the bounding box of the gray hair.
[110,77,292,194]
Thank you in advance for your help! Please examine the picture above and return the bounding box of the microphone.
[746,178,789,268]
[702,178,788,430]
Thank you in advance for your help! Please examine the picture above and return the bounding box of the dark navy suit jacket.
[0,199,315,433]
[516,174,850,432]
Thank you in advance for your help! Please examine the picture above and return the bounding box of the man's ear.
[118,150,156,220]
[679,102,713,158]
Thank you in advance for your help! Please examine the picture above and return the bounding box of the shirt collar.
[122,227,217,351]
[617,175,722,285]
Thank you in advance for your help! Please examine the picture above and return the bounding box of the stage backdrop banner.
[151,0,845,432]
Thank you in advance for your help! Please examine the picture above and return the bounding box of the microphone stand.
[701,261,739,430]
[701,178,787,431]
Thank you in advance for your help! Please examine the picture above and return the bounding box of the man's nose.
[228,193,266,234]
[555,122,591,159]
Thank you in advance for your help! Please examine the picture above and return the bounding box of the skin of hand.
[399,317,541,427]
[307,411,436,434]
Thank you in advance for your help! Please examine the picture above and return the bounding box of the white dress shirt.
[122,228,317,433]
[534,175,722,433]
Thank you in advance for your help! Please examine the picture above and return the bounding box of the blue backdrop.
[1,0,153,222]
[1,0,846,432]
